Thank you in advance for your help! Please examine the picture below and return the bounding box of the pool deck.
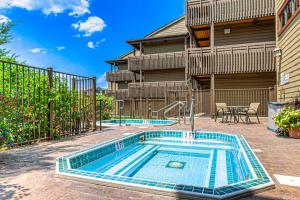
[1,118,300,200]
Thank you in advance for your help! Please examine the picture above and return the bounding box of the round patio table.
[226,106,249,123]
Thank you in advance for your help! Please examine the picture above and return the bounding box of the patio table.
[226,106,249,123]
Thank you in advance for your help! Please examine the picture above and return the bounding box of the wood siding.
[186,0,275,26]
[147,18,187,38]
[276,0,300,101]
[144,69,185,82]
[214,73,276,89]
[128,51,186,71]
[143,42,185,55]
[117,63,128,70]
[188,41,276,76]
[214,21,275,46]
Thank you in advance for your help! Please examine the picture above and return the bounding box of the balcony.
[105,89,129,100]
[187,41,275,76]
[106,70,139,82]
[128,81,188,98]
[128,51,186,71]
[186,0,275,26]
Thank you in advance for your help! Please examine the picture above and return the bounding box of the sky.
[0,0,184,88]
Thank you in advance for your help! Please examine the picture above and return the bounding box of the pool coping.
[98,119,178,127]
[56,130,275,199]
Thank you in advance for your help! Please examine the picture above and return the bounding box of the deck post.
[210,22,215,53]
[47,67,54,140]
[210,74,215,117]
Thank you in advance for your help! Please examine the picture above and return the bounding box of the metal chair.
[239,103,260,124]
[215,103,232,122]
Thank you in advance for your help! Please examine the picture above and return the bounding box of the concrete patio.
[1,118,300,200]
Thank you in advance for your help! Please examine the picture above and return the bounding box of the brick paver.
[1,118,300,200]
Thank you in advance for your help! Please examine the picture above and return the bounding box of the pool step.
[104,145,157,176]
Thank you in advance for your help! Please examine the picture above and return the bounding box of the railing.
[188,41,275,76]
[106,70,140,82]
[128,51,186,71]
[128,81,188,98]
[0,60,96,147]
[186,0,275,26]
[105,89,129,100]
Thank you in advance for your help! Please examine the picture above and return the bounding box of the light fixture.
[224,28,231,35]
[273,48,282,57]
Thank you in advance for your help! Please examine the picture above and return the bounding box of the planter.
[288,127,300,139]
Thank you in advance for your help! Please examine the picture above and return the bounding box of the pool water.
[100,119,176,126]
[79,138,252,188]
[57,131,274,199]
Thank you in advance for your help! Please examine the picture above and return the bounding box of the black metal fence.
[0,60,96,147]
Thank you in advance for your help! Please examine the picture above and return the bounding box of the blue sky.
[0,0,184,88]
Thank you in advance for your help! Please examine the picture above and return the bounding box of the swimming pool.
[56,131,274,199]
[99,119,177,126]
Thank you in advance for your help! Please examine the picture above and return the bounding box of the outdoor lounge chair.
[215,103,231,122]
[239,102,260,124]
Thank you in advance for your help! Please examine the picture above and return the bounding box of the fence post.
[92,77,97,131]
[47,67,54,140]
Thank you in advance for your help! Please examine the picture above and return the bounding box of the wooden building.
[275,0,300,102]
[106,0,280,118]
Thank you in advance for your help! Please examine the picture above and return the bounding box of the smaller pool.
[99,119,176,126]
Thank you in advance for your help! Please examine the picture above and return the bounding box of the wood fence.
[128,51,186,71]
[114,87,275,118]
[186,0,275,26]
[128,81,188,98]
[188,41,276,76]
[0,60,96,147]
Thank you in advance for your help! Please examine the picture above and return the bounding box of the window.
[278,0,300,34]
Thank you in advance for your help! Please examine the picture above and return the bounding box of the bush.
[96,94,114,120]
[274,107,300,132]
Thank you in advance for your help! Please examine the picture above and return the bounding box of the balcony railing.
[105,89,129,100]
[128,81,188,98]
[128,51,186,71]
[186,0,275,26]
[106,70,139,82]
[187,41,275,76]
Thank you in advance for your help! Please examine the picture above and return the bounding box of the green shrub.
[96,93,114,120]
[274,107,300,129]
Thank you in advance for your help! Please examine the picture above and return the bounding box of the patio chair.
[239,103,260,124]
[215,103,232,122]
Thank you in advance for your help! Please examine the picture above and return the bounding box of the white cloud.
[27,48,47,54]
[0,0,90,16]
[0,15,10,24]
[87,39,106,49]
[87,38,106,49]
[87,41,95,49]
[56,46,66,51]
[72,16,106,37]
[97,73,108,88]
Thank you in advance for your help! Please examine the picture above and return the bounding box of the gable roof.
[145,16,186,38]
[107,16,187,63]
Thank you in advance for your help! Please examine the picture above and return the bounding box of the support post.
[47,67,54,140]
[92,77,97,131]
[210,74,215,117]
[210,22,215,53]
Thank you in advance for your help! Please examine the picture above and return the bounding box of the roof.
[145,16,186,38]
[106,16,187,63]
